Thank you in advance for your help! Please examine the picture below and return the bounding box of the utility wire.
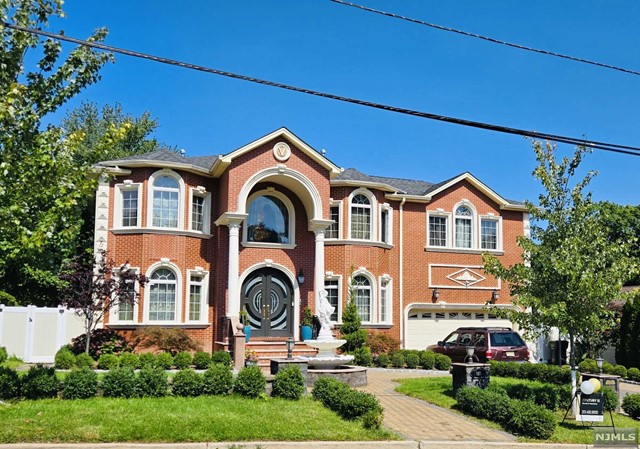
[4,21,640,156]
[330,0,640,78]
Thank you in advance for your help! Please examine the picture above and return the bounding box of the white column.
[214,213,248,318]
[309,219,333,312]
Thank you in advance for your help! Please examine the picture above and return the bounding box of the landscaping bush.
[174,351,192,370]
[405,352,420,369]
[70,328,129,359]
[622,393,640,419]
[22,365,59,399]
[365,332,400,356]
[340,294,366,352]
[75,352,95,369]
[502,382,571,411]
[97,353,120,370]
[362,409,383,430]
[353,347,373,367]
[234,365,266,398]
[602,386,618,411]
[611,364,627,378]
[131,327,200,355]
[193,351,211,370]
[54,346,76,369]
[102,367,137,398]
[62,368,98,399]
[202,363,234,395]
[155,352,174,370]
[136,365,168,397]
[456,386,512,423]
[312,377,382,422]
[0,366,20,399]
[138,352,156,368]
[0,345,7,364]
[171,368,203,397]
[390,352,405,368]
[419,351,435,370]
[434,353,451,371]
[375,353,389,368]
[578,358,598,374]
[603,362,615,375]
[119,352,140,369]
[339,389,382,420]
[211,350,232,366]
[490,361,570,385]
[272,365,304,400]
[627,367,640,382]
[506,400,556,440]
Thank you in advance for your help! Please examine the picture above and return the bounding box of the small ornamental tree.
[340,266,367,352]
[59,250,147,354]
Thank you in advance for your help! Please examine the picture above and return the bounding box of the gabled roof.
[97,149,217,174]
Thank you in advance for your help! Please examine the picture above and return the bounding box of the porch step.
[246,341,318,369]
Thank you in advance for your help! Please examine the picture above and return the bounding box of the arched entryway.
[242,268,293,337]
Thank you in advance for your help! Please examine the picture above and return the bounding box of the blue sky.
[45,1,640,205]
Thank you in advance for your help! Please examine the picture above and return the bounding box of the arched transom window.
[351,194,372,239]
[149,268,177,321]
[247,195,290,244]
[454,205,473,248]
[152,175,179,228]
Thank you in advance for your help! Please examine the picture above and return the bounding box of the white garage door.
[406,309,514,350]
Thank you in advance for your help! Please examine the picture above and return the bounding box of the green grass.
[0,395,397,443]
[395,376,640,444]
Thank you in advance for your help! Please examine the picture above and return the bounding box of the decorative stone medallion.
[273,141,291,162]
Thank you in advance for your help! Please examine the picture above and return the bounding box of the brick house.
[94,127,528,355]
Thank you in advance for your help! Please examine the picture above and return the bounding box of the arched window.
[152,175,180,228]
[351,194,372,239]
[247,195,290,244]
[148,268,177,321]
[353,275,372,322]
[454,205,473,248]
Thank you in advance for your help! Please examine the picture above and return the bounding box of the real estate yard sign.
[578,392,604,422]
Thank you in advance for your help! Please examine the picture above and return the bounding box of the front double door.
[242,268,292,337]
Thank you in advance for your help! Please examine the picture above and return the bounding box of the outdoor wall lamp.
[491,290,500,303]
[596,356,604,374]
[297,269,305,285]
[432,288,440,303]
[286,336,295,359]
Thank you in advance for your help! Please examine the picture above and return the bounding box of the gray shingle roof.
[335,168,435,195]
[98,149,220,171]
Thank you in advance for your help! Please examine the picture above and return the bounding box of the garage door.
[406,309,514,350]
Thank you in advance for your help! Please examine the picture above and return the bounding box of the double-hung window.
[115,183,141,228]
[351,194,372,239]
[481,218,499,250]
[353,275,372,322]
[428,215,447,247]
[379,278,391,323]
[190,188,211,233]
[152,175,180,228]
[325,203,341,239]
[380,204,392,244]
[324,279,340,322]
[188,272,207,322]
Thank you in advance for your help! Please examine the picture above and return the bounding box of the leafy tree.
[59,250,147,354]
[483,141,638,396]
[0,0,112,305]
[596,202,640,285]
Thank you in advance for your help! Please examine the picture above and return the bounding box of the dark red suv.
[427,327,530,363]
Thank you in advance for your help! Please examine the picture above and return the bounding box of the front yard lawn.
[0,395,397,443]
[395,376,640,444]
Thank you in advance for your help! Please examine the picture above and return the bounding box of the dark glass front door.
[242,268,292,337]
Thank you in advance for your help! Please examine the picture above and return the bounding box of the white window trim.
[379,203,393,245]
[113,182,142,229]
[110,266,141,324]
[325,199,343,240]
[324,273,342,323]
[426,210,452,248]
[348,188,377,241]
[349,268,376,324]
[479,214,503,252]
[147,169,186,230]
[143,261,183,324]
[242,189,296,247]
[453,201,476,249]
[378,274,392,324]
[188,187,212,234]
[186,268,209,324]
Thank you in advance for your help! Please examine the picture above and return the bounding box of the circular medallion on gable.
[273,142,291,162]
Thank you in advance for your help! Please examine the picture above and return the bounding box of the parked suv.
[427,327,529,363]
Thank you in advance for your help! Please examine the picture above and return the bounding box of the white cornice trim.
[331,179,400,193]
[98,161,209,176]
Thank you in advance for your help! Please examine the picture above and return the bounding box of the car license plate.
[506,351,515,357]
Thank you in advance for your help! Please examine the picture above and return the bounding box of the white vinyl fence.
[0,305,88,363]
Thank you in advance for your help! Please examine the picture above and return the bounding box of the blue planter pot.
[244,325,251,343]
[300,325,313,341]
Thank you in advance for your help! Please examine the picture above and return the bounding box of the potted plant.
[300,306,313,341]
[244,348,258,367]
[240,308,251,343]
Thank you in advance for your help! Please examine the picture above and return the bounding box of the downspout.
[399,197,406,349]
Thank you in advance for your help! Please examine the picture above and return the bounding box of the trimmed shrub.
[627,367,640,382]
[155,352,174,370]
[211,350,232,366]
[119,352,140,370]
[490,361,570,385]
[343,329,367,353]
[503,382,571,411]
[602,362,615,375]
[102,367,137,398]
[390,352,405,368]
[272,365,304,400]
[97,353,120,370]
[193,351,212,370]
[312,377,382,422]
[75,352,95,369]
[70,328,129,359]
[578,358,598,374]
[506,400,556,440]
[22,365,58,399]
[375,353,390,368]
[174,351,192,370]
[138,352,156,368]
[62,368,98,399]
[611,365,627,378]
[622,393,640,419]
[362,409,383,430]
[171,368,203,397]
[202,363,234,395]
[136,365,168,397]
[131,327,200,355]
[405,352,420,369]
[353,347,373,367]
[434,353,451,371]
[0,345,8,364]
[456,387,512,423]
[234,365,266,398]
[55,346,76,369]
[0,366,20,399]
[602,386,618,411]
[365,332,400,356]
[419,351,435,370]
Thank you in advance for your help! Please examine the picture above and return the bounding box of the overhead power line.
[4,21,640,156]
[330,0,640,78]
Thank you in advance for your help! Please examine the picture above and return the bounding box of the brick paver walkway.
[362,369,515,442]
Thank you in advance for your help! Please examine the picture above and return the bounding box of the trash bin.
[549,340,568,365]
